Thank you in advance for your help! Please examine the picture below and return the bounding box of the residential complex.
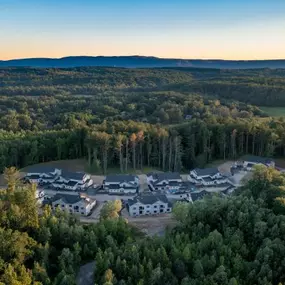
[25,167,61,184]
[50,193,96,216]
[147,172,195,194]
[188,168,229,186]
[127,193,172,217]
[24,167,93,191]
[103,174,139,194]
[235,155,275,171]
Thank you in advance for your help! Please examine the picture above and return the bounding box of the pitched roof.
[128,193,170,206]
[149,172,181,181]
[51,193,82,204]
[241,155,274,164]
[191,190,210,202]
[51,193,94,205]
[105,174,138,183]
[26,174,41,179]
[61,171,86,181]
[193,168,219,177]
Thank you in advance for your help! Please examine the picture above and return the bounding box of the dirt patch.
[129,216,177,236]
[218,161,235,173]
[21,159,87,173]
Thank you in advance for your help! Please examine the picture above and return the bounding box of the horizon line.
[1,55,285,62]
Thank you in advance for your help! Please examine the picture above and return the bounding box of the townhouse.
[127,193,172,217]
[147,172,183,192]
[25,166,61,184]
[50,193,96,216]
[103,174,139,194]
[235,155,275,171]
[188,168,228,186]
[51,171,93,191]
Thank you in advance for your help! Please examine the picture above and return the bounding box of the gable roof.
[51,193,82,204]
[128,193,170,206]
[105,174,138,183]
[193,168,219,177]
[191,190,210,202]
[51,193,94,205]
[61,171,86,181]
[241,155,274,164]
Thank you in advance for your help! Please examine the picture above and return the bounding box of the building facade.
[51,193,96,216]
[147,172,183,192]
[127,193,172,216]
[188,168,228,186]
[103,174,139,194]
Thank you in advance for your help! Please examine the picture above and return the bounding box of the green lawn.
[259,107,285,117]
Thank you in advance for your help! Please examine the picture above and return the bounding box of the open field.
[260,106,285,117]
[21,159,161,175]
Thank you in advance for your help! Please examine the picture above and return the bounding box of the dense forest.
[1,165,285,284]
[1,67,285,173]
[1,67,285,106]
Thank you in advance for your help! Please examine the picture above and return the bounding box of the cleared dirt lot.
[121,208,176,236]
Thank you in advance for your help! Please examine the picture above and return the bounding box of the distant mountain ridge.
[1,56,285,69]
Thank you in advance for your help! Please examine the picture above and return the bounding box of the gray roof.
[66,181,78,186]
[191,190,210,202]
[51,193,94,205]
[128,193,170,206]
[61,171,86,181]
[105,174,138,183]
[51,194,82,204]
[26,165,58,173]
[149,172,181,181]
[193,168,219,177]
[241,155,274,164]
[26,174,41,179]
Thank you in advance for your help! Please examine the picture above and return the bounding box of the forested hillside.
[0,67,285,173]
[1,165,285,284]
[1,67,285,106]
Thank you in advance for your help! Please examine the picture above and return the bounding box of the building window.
[61,204,65,207]
[154,210,157,213]
[81,207,84,210]
[132,207,136,210]
[69,205,72,207]
[154,205,157,208]
[146,205,150,208]
[81,212,85,215]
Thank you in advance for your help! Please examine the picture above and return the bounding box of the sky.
[1,0,285,60]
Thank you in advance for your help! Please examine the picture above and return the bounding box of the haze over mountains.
[1,56,285,69]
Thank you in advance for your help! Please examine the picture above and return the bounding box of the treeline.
[2,166,285,284]
[1,117,285,173]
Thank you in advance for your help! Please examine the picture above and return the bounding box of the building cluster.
[25,166,93,191]
[127,193,172,217]
[30,155,275,218]
[188,168,229,186]
[234,155,275,171]
[102,174,139,194]
[50,193,96,216]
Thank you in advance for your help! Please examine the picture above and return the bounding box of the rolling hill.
[1,56,285,69]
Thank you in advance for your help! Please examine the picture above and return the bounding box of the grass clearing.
[259,106,285,117]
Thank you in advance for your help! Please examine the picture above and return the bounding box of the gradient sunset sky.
[1,0,285,60]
